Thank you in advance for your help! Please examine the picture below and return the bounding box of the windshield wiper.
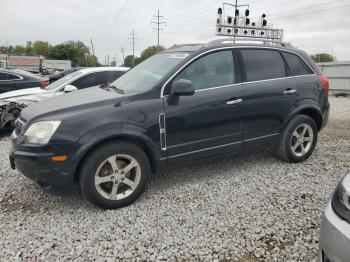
[100,83,125,94]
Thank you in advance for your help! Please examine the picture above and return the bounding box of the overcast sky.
[1,0,349,64]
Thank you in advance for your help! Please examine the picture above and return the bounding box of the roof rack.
[207,37,293,48]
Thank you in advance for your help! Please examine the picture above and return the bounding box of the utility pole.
[121,47,125,65]
[129,30,138,67]
[90,39,96,66]
[151,10,166,53]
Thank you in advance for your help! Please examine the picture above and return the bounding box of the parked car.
[9,40,330,209]
[49,67,84,83]
[0,68,48,94]
[318,169,350,262]
[0,67,129,132]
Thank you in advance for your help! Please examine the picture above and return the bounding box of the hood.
[0,87,45,100]
[21,86,130,123]
[4,91,59,105]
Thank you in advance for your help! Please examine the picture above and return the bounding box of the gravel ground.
[0,96,349,262]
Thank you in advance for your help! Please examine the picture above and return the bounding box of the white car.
[0,67,129,132]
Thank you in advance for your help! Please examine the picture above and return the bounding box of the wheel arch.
[73,133,161,182]
[288,105,323,130]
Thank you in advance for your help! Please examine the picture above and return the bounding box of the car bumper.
[321,105,330,129]
[318,200,350,262]
[10,132,77,190]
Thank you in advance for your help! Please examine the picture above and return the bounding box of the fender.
[285,98,323,128]
[71,122,163,174]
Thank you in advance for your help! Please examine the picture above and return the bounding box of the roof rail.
[207,38,293,48]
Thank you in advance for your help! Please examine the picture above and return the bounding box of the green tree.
[26,41,33,55]
[123,55,137,68]
[85,55,99,67]
[15,45,26,55]
[139,45,165,62]
[32,41,49,57]
[123,45,166,68]
[311,53,336,63]
[0,46,8,54]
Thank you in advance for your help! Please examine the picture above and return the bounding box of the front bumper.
[10,132,77,190]
[318,200,350,262]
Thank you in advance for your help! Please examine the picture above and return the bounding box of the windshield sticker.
[169,53,189,59]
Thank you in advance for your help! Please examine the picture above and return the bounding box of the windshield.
[110,52,189,94]
[46,71,83,91]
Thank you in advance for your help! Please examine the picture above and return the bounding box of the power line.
[272,2,350,20]
[268,0,347,17]
[151,10,166,53]
[128,29,138,66]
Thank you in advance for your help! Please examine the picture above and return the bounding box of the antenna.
[151,10,166,53]
[216,1,284,43]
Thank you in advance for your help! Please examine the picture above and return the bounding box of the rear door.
[163,49,244,164]
[239,48,299,148]
[281,51,317,99]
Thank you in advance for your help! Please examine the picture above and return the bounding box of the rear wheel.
[276,115,318,163]
[79,141,151,209]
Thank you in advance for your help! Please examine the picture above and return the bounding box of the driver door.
[163,50,244,164]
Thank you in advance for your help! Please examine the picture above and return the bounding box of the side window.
[7,74,21,80]
[0,73,9,81]
[173,50,235,91]
[109,71,125,82]
[241,49,286,82]
[282,52,313,76]
[72,72,108,89]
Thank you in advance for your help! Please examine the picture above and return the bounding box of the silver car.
[318,169,350,262]
[0,67,129,132]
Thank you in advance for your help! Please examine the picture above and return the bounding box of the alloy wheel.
[290,124,314,157]
[94,154,141,200]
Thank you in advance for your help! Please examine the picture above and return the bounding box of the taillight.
[318,75,329,92]
[40,81,49,88]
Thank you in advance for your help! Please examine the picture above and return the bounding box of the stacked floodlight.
[216,2,284,43]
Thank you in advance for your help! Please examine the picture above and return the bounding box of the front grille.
[15,118,26,135]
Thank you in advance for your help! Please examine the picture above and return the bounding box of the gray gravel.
[0,96,349,262]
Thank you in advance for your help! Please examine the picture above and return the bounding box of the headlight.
[332,170,350,223]
[24,121,61,145]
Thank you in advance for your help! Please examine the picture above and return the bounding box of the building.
[43,59,71,70]
[317,61,350,92]
[0,54,71,71]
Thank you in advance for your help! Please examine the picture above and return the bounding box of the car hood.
[21,86,130,123]
[0,87,45,100]
[3,91,59,105]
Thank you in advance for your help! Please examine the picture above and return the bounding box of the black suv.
[10,40,330,209]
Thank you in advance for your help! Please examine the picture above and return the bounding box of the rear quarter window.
[241,49,286,82]
[7,74,21,80]
[282,52,313,76]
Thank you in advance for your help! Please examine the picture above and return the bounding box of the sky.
[1,0,350,64]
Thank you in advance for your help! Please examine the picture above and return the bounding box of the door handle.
[284,89,297,95]
[226,98,243,105]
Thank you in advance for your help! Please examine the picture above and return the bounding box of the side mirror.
[63,85,78,93]
[171,79,195,97]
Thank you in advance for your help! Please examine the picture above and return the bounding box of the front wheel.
[276,115,318,163]
[79,141,151,209]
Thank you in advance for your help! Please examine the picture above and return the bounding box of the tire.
[276,115,318,163]
[79,141,151,209]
